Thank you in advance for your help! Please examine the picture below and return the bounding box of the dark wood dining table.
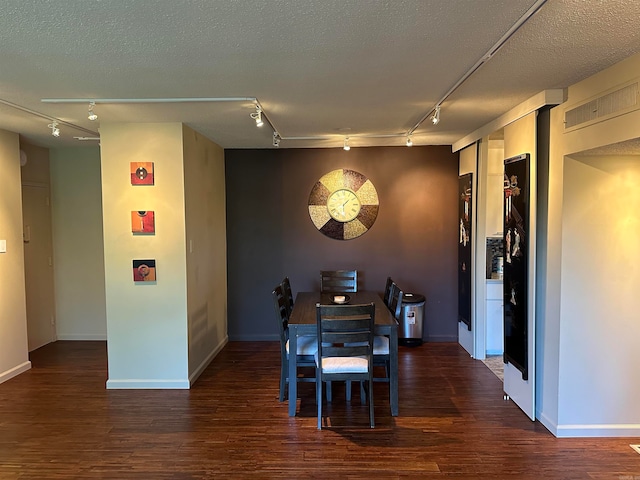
[287,290,399,417]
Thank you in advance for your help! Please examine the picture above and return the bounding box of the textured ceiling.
[1,0,640,150]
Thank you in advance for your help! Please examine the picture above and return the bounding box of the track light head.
[431,105,441,125]
[250,105,264,127]
[343,137,350,151]
[48,121,60,137]
[406,135,413,147]
[88,101,98,121]
[273,132,281,147]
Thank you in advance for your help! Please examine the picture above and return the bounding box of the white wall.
[545,51,640,436]
[560,155,640,429]
[50,147,107,340]
[182,125,228,383]
[100,123,189,388]
[0,129,30,383]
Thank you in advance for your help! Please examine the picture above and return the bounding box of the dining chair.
[272,284,317,402]
[374,283,403,382]
[315,302,375,429]
[281,276,294,316]
[320,270,358,293]
[382,276,395,307]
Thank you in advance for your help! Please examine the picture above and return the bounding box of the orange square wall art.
[133,259,156,282]
[131,211,155,234]
[130,162,154,185]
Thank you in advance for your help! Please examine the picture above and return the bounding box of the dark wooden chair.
[373,283,403,383]
[281,276,294,316]
[320,270,358,293]
[315,302,375,429]
[382,276,395,307]
[272,284,316,402]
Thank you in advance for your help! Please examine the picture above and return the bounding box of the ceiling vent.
[564,81,638,131]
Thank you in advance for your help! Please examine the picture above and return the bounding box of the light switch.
[0,240,6,253]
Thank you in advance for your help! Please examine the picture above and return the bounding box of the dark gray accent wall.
[225,146,459,342]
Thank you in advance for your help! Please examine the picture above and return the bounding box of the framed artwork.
[131,162,154,185]
[131,211,155,234]
[133,259,156,282]
[458,173,473,330]
[503,153,530,380]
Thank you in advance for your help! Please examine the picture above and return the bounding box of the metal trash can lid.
[402,293,425,304]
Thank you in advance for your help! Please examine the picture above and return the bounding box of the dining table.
[287,290,399,417]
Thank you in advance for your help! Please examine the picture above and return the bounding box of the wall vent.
[564,82,638,130]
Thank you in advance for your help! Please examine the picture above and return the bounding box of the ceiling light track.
[407,0,548,136]
[0,98,99,136]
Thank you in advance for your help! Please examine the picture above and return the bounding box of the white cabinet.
[486,282,503,354]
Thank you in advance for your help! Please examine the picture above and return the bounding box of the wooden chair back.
[383,277,394,306]
[388,283,404,320]
[320,270,358,293]
[315,302,375,429]
[281,276,294,315]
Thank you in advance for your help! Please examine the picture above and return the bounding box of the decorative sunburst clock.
[308,169,379,240]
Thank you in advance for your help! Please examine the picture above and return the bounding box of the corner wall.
[50,147,107,340]
[100,123,189,388]
[182,125,228,382]
[0,129,30,383]
[544,52,640,436]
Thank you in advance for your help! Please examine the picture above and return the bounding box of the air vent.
[565,82,638,130]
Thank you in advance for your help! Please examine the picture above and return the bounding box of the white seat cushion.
[315,353,370,373]
[345,336,389,355]
[286,335,317,356]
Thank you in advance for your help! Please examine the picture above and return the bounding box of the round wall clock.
[308,169,379,240]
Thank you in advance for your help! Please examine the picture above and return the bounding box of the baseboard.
[56,334,107,341]
[555,423,640,438]
[425,335,458,342]
[486,349,504,355]
[228,334,279,341]
[189,335,228,385]
[0,361,32,384]
[106,379,190,389]
[538,411,640,437]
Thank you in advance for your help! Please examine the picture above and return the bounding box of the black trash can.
[398,293,425,346]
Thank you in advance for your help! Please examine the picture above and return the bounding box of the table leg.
[390,325,399,416]
[288,325,298,417]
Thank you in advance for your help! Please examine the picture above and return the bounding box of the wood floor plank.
[0,341,639,479]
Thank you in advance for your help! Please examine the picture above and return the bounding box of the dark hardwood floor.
[1,341,638,479]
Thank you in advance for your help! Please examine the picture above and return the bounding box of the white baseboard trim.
[0,361,32,384]
[189,335,228,386]
[56,334,108,341]
[555,423,640,438]
[538,411,640,437]
[106,379,190,389]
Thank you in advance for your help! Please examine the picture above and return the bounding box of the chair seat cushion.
[286,336,318,356]
[345,336,389,355]
[315,353,369,373]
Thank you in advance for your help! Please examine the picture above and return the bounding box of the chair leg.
[345,380,351,401]
[326,381,332,402]
[368,379,375,428]
[316,373,323,430]
[360,381,366,405]
[279,359,287,402]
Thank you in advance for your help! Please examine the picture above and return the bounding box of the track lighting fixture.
[273,132,281,147]
[431,105,441,125]
[250,105,264,127]
[48,121,60,137]
[406,135,413,147]
[88,101,98,121]
[343,137,350,151]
